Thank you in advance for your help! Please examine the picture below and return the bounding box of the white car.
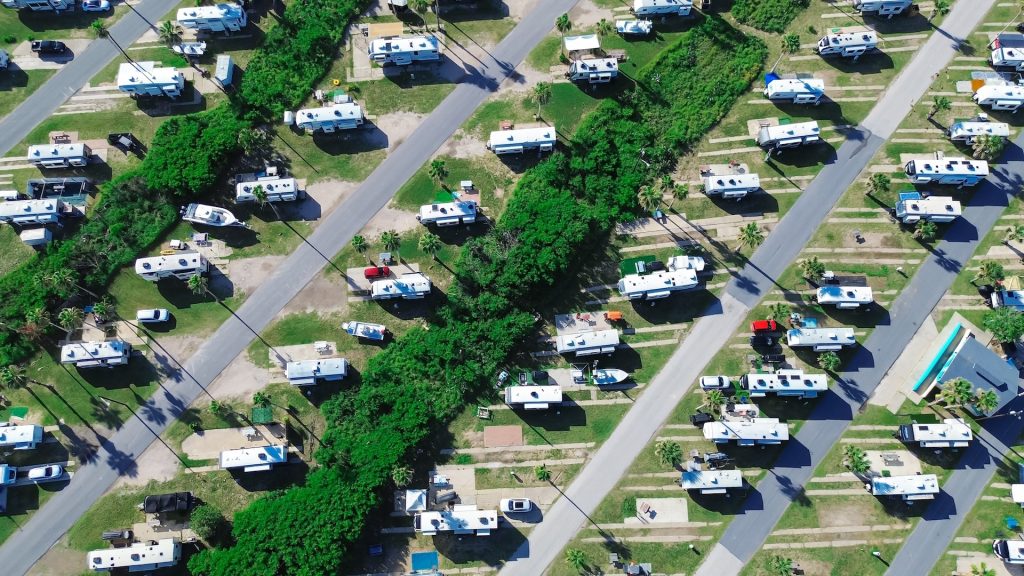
[81,0,111,11]
[699,375,731,391]
[500,498,534,514]
[27,464,62,481]
[136,309,170,323]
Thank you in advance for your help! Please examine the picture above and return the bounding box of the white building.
[741,369,828,399]
[632,0,692,16]
[974,84,1024,112]
[563,34,601,56]
[948,117,1010,144]
[488,127,557,155]
[904,154,989,186]
[220,445,288,472]
[894,193,961,224]
[702,164,760,199]
[117,61,184,98]
[87,538,181,573]
[556,329,619,357]
[417,200,477,226]
[616,268,698,300]
[763,77,825,105]
[369,35,440,65]
[816,28,878,59]
[414,505,499,536]
[176,3,247,33]
[504,385,563,410]
[371,273,431,300]
[19,227,51,247]
[703,418,790,446]
[235,176,300,203]
[1,0,72,11]
[756,121,821,150]
[285,358,347,386]
[27,143,90,169]
[869,473,940,501]
[990,33,1024,71]
[135,252,208,281]
[815,285,874,309]
[897,418,973,448]
[786,327,856,351]
[0,199,63,225]
[852,0,912,17]
[60,340,131,369]
[616,20,653,36]
[294,102,364,133]
[679,469,743,495]
[567,57,618,84]
[0,423,43,450]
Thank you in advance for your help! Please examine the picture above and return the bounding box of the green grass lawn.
[391,154,514,212]
[0,225,37,276]
[0,68,53,120]
[0,3,133,43]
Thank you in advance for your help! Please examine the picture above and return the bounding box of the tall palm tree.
[252,185,284,221]
[159,20,183,47]
[428,159,448,190]
[928,96,951,120]
[20,307,52,342]
[45,268,96,298]
[352,235,370,262]
[971,562,997,576]
[391,465,413,487]
[933,377,974,410]
[187,274,212,298]
[533,81,552,119]
[252,391,271,407]
[596,18,613,38]
[90,18,108,38]
[703,389,726,415]
[92,297,116,324]
[973,260,1005,286]
[867,173,890,197]
[767,556,793,576]
[800,256,826,283]
[409,0,431,29]
[637,185,661,215]
[565,549,587,574]
[738,222,765,251]
[655,440,683,468]
[767,303,790,323]
[973,134,1007,161]
[534,463,552,482]
[556,13,572,55]
[418,232,442,261]
[57,307,84,333]
[381,230,402,261]
[973,389,999,415]
[0,364,31,391]
[843,444,870,474]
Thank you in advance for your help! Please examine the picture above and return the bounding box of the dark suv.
[31,41,67,55]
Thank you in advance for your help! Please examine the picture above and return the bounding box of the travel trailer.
[368,35,440,65]
[27,143,90,169]
[763,74,825,105]
[701,163,760,199]
[631,0,692,16]
[176,3,247,33]
[990,33,1024,71]
[973,83,1024,112]
[488,127,556,155]
[904,153,988,186]
[816,28,878,60]
[117,61,184,98]
[852,0,913,18]
[756,121,821,151]
[135,252,208,281]
[894,192,961,224]
[417,200,478,226]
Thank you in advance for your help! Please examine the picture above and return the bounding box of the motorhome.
[176,3,247,33]
[756,121,821,151]
[117,61,184,98]
[679,468,743,495]
[631,0,692,16]
[763,74,825,105]
[852,0,913,18]
[370,273,432,300]
[285,358,347,386]
[869,473,940,501]
[0,199,63,225]
[616,268,699,300]
[816,28,878,60]
[60,340,132,368]
[294,102,364,133]
[567,57,619,84]
[220,445,288,472]
[27,143,90,169]
[740,369,829,399]
[994,540,1024,565]
[702,418,790,446]
[417,200,478,226]
[897,418,973,449]
[815,285,874,309]
[990,33,1024,71]
[487,127,556,155]
[701,163,761,199]
[786,327,857,351]
[947,116,1010,144]
[368,35,440,65]
[0,423,43,450]
[1,0,72,11]
[894,192,961,224]
[135,252,208,281]
[973,83,1024,112]
[414,506,499,536]
[616,19,653,36]
[235,175,300,203]
[556,329,620,357]
[87,538,181,573]
[904,154,989,186]
[504,385,563,410]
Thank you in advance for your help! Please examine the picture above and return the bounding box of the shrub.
[732,0,811,33]
[2,35,15,44]
[190,504,225,540]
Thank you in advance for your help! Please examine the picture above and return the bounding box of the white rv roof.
[488,127,557,148]
[703,419,790,442]
[416,507,499,532]
[870,473,939,496]
[999,540,1024,561]
[634,0,692,8]
[976,84,1024,101]
[219,445,288,469]
[556,329,620,353]
[370,273,432,298]
[816,285,874,305]
[87,538,180,571]
[703,172,760,193]
[573,57,619,73]
[823,29,878,48]
[296,102,363,124]
[617,269,698,297]
[765,78,825,96]
[0,424,42,447]
[908,155,989,177]
[117,61,182,88]
[908,418,973,443]
[679,469,743,490]
[786,327,856,347]
[897,196,961,217]
[60,340,129,363]
[236,177,297,199]
[285,358,347,381]
[0,199,60,219]
[27,143,87,160]
[563,34,600,52]
[418,200,477,220]
[135,252,205,275]
[369,35,438,55]
[744,369,828,393]
[948,120,1011,139]
[504,385,563,405]
[763,121,820,140]
[177,3,244,21]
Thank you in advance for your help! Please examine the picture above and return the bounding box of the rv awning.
[437,217,461,225]
[523,403,550,410]
[647,290,672,299]
[997,100,1020,107]
[564,34,600,52]
[244,464,272,472]
[496,145,524,154]
[777,137,802,147]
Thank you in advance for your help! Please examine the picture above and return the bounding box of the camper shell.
[235,175,299,203]
[176,3,247,33]
[701,163,760,199]
[0,423,43,450]
[974,83,1024,112]
[947,116,1010,144]
[763,74,825,105]
[87,538,181,573]
[617,268,698,300]
[27,143,90,169]
[616,19,653,36]
[415,506,498,536]
[904,153,989,186]
[897,418,973,448]
[1,0,72,11]
[869,473,939,501]
[756,121,821,150]
[220,445,287,472]
[294,102,364,133]
[417,200,477,226]
[567,57,619,84]
[894,192,961,224]
[816,28,878,59]
[740,369,828,399]
[135,252,208,281]
[990,33,1024,71]
[370,273,431,300]
[504,385,563,410]
[117,61,184,98]
[679,468,743,495]
[0,199,63,225]
[285,358,347,386]
[703,418,790,446]
[60,340,132,368]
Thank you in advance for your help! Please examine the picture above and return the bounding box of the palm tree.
[20,307,51,341]
[57,307,84,333]
[158,20,182,47]
[973,260,1005,286]
[782,34,800,54]
[867,173,891,197]
[655,440,683,468]
[534,463,552,482]
[767,303,790,323]
[596,18,614,38]
[428,159,449,190]
[914,220,938,242]
[1005,224,1024,245]
[533,81,552,119]
[238,128,270,158]
[391,465,413,487]
[418,233,442,261]
[252,391,271,407]
[381,230,402,261]
[45,268,96,298]
[0,364,30,391]
[973,134,1007,161]
[251,185,284,221]
[767,556,794,576]
[409,0,431,29]
[208,399,228,417]
[738,222,764,251]
[565,548,587,574]
[92,297,116,324]
[800,256,826,283]
[703,389,726,415]
[818,351,841,372]
[928,96,951,120]
[90,18,108,38]
[973,388,999,415]
[843,444,870,474]
[637,185,661,215]
[933,377,975,410]
[556,13,572,55]
[187,274,212,298]
[352,235,370,262]
[971,562,997,576]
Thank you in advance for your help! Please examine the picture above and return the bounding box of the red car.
[364,266,390,279]
[751,319,779,333]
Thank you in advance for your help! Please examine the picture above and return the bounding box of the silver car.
[136,309,170,323]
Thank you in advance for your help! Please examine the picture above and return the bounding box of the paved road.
[496,1,996,574]
[0,1,580,573]
[0,0,179,158]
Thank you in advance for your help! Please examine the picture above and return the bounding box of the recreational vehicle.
[60,340,132,368]
[786,327,857,351]
[556,329,620,357]
[1,0,72,11]
[135,252,208,281]
[567,57,619,84]
[285,358,347,386]
[368,35,440,65]
[701,164,760,199]
[87,538,181,573]
[616,268,699,300]
[994,540,1024,565]
[27,143,90,169]
[631,0,691,16]
[220,445,288,472]
[740,369,829,399]
[852,0,912,18]
[894,192,961,224]
[815,285,874,309]
[294,102,364,133]
[0,423,43,450]
[897,418,973,449]
[370,273,432,300]
[973,83,1024,112]
[487,127,556,155]
[417,200,478,226]
[176,3,247,33]
[235,176,300,203]
[816,28,878,60]
[763,74,825,105]
[117,61,184,98]
[702,418,790,446]
[947,116,1010,144]
[990,33,1024,71]
[904,154,989,186]
[415,506,499,536]
[679,468,743,495]
[504,385,563,410]
[0,199,63,225]
[756,121,821,150]
[869,473,939,501]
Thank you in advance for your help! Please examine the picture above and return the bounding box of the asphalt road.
[0,0,179,158]
[496,1,997,574]
[0,1,580,573]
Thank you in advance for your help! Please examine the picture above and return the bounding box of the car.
[690,411,714,428]
[761,353,786,365]
[27,464,62,481]
[136,309,170,323]
[500,498,534,513]
[364,265,390,279]
[749,334,776,348]
[30,40,67,55]
[699,375,731,391]
[81,0,111,11]
[750,319,779,333]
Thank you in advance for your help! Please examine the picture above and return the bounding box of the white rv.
[617,268,698,300]
[703,418,790,446]
[220,445,288,472]
[556,329,619,357]
[370,273,431,300]
[87,538,181,573]
[897,418,973,449]
[815,285,874,309]
[19,227,51,246]
[135,252,208,281]
[60,340,132,368]
[117,61,184,98]
[894,193,961,224]
[487,127,556,155]
[294,102,364,133]
[176,3,247,33]
[679,469,744,495]
[1,0,72,11]
[504,385,563,410]
[0,423,43,450]
[701,164,760,199]
[285,358,347,386]
[415,506,499,536]
[567,57,619,84]
[616,20,653,36]
[417,200,477,226]
[756,121,821,150]
[816,28,878,60]
[235,176,299,203]
[947,116,1010,145]
[990,33,1024,72]
[740,369,829,399]
[786,327,857,351]
[0,199,62,225]
[27,143,90,169]
[904,154,989,186]
[763,77,825,105]
[852,0,912,18]
[368,35,440,65]
[869,473,939,501]
[973,83,1024,112]
[632,0,692,16]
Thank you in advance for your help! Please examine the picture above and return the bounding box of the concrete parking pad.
[181,423,287,460]
[866,449,922,476]
[625,497,688,525]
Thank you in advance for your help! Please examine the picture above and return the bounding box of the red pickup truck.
[364,266,390,279]
[751,319,779,333]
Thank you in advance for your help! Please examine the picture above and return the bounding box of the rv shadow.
[440,0,510,22]
[16,8,106,32]
[230,458,311,492]
[513,401,587,432]
[867,11,934,34]
[433,523,528,567]
[0,64,29,91]
[690,488,756,514]
[824,51,895,75]
[755,394,823,423]
[769,100,850,126]
[2,484,41,516]
[494,149,551,174]
[821,303,891,329]
[375,296,435,320]
[627,289,716,324]
[74,354,161,391]
[311,124,388,155]
[39,162,112,184]
[765,141,838,169]
[718,443,788,470]
[707,189,780,216]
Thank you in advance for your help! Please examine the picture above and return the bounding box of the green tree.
[428,159,448,190]
[929,95,951,119]
[92,297,116,324]
[818,351,841,372]
[0,364,30,391]
[57,307,83,333]
[409,0,431,20]
[237,128,270,159]
[532,81,552,118]
[252,391,271,407]
[208,399,228,417]
[381,230,402,261]
[914,220,938,242]
[738,222,765,251]
[782,34,800,54]
[800,256,826,283]
[90,18,108,38]
[867,173,891,197]
[20,307,51,342]
[158,20,182,47]
[187,273,211,297]
[596,18,614,37]
[933,0,951,17]
[768,555,794,576]
[418,232,442,261]
[1006,224,1024,244]
[391,465,413,487]
[703,388,726,415]
[556,13,572,54]
[767,303,790,323]
[565,548,587,573]
[672,182,689,207]
[190,504,224,541]
[655,440,683,468]
[534,463,552,483]
[637,185,661,214]
[972,562,997,576]
[934,377,975,410]
[973,389,999,415]
[973,134,1007,161]
[983,306,1024,343]
[843,444,870,474]
[351,235,369,262]
[45,268,95,299]
[973,260,1005,286]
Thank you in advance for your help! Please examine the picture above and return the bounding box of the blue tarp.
[764,72,780,85]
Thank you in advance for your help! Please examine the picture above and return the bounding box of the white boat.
[616,20,653,36]
[592,368,630,386]
[172,41,207,56]
[181,203,247,227]
[342,321,387,341]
